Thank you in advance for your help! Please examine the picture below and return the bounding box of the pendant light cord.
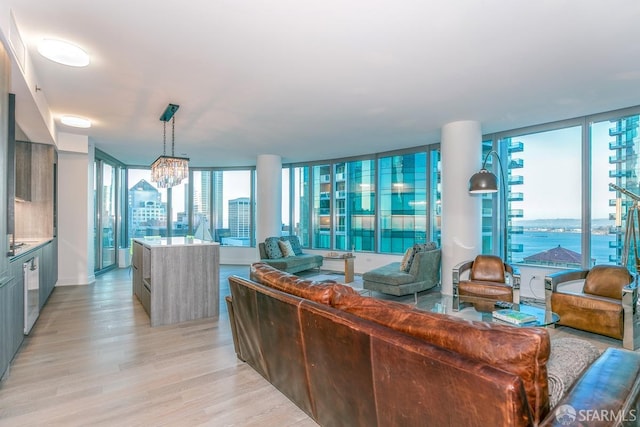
[172,116,176,156]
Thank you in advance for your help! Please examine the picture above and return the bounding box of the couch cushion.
[264,254,322,269]
[280,235,303,255]
[264,237,283,259]
[278,239,296,257]
[331,293,551,424]
[251,262,357,304]
[470,255,506,283]
[362,263,417,285]
[583,265,631,299]
[398,242,438,273]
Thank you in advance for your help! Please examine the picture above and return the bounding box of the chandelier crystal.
[151,104,189,188]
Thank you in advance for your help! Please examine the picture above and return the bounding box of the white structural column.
[256,154,282,243]
[440,121,483,295]
[57,132,95,286]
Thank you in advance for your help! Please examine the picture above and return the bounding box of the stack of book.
[492,309,537,325]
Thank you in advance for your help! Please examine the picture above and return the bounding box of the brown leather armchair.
[545,265,637,350]
[452,255,521,309]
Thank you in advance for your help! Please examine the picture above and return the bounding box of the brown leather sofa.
[545,265,637,350]
[226,262,640,427]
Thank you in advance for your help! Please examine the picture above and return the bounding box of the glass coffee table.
[429,295,559,327]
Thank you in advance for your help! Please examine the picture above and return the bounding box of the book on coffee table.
[492,309,537,325]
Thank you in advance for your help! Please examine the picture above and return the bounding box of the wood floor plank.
[0,267,315,427]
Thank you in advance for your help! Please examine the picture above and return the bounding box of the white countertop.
[9,238,54,260]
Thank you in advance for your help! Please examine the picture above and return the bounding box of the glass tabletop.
[428,295,560,327]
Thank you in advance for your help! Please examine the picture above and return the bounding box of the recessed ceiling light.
[38,39,90,67]
[61,115,91,128]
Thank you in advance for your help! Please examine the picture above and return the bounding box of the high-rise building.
[128,179,167,237]
[609,116,640,271]
[228,197,250,239]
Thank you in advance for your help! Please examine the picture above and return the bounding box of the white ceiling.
[5,0,640,167]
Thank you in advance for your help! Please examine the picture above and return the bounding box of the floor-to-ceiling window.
[312,164,332,249]
[501,126,583,267]
[191,170,213,240]
[282,168,291,235]
[94,150,125,274]
[205,169,254,246]
[300,149,438,254]
[347,159,376,252]
[292,166,310,246]
[591,113,640,271]
[429,148,441,247]
[379,151,428,253]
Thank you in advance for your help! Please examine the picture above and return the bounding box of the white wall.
[57,134,94,286]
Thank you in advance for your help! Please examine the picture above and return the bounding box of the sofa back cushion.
[264,237,284,259]
[399,242,438,273]
[583,265,631,299]
[470,254,506,283]
[280,235,303,255]
[332,293,551,424]
[278,239,296,257]
[251,262,358,304]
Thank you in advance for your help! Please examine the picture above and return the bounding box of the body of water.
[512,230,615,265]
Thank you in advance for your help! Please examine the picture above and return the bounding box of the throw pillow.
[280,235,303,255]
[400,242,438,272]
[399,247,413,272]
[264,237,283,259]
[278,239,296,257]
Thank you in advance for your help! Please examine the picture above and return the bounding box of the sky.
[510,120,616,221]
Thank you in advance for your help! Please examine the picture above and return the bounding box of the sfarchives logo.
[555,405,577,425]
[555,404,637,425]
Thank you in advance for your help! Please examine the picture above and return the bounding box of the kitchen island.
[132,237,219,327]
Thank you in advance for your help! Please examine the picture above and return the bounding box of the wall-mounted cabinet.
[14,141,31,202]
[13,141,55,241]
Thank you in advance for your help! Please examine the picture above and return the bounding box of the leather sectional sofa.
[226,262,640,426]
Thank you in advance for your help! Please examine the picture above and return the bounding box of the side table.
[323,256,356,283]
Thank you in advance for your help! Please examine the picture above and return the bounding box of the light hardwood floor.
[0,266,317,427]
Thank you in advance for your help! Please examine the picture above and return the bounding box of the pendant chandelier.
[151,103,189,188]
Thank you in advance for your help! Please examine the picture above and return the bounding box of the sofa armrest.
[452,260,474,290]
[225,295,243,360]
[622,285,638,350]
[545,269,589,292]
[545,270,589,313]
[258,242,268,259]
[540,347,640,426]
